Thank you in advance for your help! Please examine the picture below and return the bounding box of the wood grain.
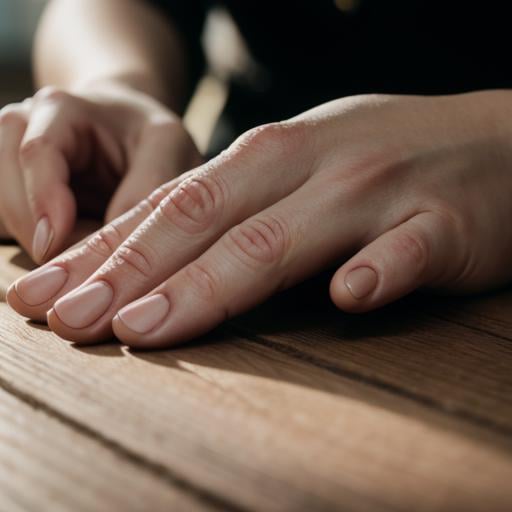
[0,384,213,512]
[0,247,511,511]
[425,289,512,340]
[0,246,34,300]
[233,275,512,435]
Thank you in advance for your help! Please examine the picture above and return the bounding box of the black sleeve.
[144,1,210,98]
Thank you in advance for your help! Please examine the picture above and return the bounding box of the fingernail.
[117,294,169,334]
[15,266,68,306]
[53,281,114,329]
[345,267,378,299]
[32,216,54,262]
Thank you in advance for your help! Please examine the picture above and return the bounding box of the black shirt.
[147,1,512,139]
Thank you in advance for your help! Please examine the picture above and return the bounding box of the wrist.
[451,90,512,147]
[70,72,178,110]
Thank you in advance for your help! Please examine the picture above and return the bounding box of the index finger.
[19,89,84,262]
[6,181,177,322]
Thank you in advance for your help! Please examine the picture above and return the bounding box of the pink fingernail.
[14,266,68,306]
[32,216,54,262]
[345,267,378,299]
[53,281,114,329]
[117,294,169,334]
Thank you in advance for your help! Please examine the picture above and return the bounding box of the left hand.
[0,81,202,263]
[8,92,512,347]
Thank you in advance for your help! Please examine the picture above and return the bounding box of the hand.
[7,92,512,348]
[0,81,202,263]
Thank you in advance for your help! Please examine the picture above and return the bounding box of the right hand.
[0,81,203,263]
[9,92,512,348]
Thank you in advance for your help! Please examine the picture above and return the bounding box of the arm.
[34,0,188,112]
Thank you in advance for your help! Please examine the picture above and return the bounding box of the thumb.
[330,212,454,312]
[106,121,203,222]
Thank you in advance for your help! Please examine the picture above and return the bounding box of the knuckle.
[428,207,473,284]
[35,86,71,104]
[227,215,289,266]
[118,197,155,222]
[19,134,53,161]
[147,183,174,210]
[111,242,153,279]
[145,175,196,211]
[86,224,125,258]
[0,105,25,128]
[158,174,225,234]
[238,122,293,148]
[184,261,218,301]
[432,204,472,240]
[93,232,157,283]
[21,97,33,108]
[393,230,429,273]
[229,121,305,162]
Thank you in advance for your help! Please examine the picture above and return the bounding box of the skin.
[7,91,512,348]
[0,0,201,262]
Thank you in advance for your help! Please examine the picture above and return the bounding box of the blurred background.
[0,0,241,152]
[0,0,46,105]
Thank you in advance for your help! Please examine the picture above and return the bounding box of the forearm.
[33,0,188,111]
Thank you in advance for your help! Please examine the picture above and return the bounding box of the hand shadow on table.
[19,248,512,450]
[29,321,125,357]
[9,249,37,272]
[122,271,512,453]
[74,269,434,358]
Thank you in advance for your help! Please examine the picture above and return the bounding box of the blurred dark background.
[0,0,232,152]
[0,0,46,105]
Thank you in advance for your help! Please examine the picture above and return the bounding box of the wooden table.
[0,242,511,512]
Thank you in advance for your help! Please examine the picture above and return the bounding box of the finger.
[329,212,454,313]
[6,182,176,321]
[105,119,203,222]
[46,122,314,343]
[19,88,83,263]
[110,180,364,348]
[0,104,34,253]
